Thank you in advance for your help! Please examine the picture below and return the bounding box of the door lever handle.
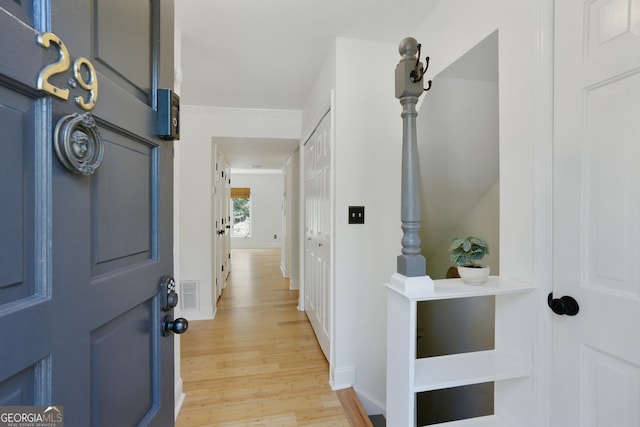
[547,292,579,316]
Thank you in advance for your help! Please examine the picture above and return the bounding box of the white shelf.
[414,349,531,392]
[386,276,535,301]
[424,415,508,427]
[385,275,536,427]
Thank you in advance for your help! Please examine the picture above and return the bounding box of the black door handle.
[162,315,189,336]
[547,292,579,316]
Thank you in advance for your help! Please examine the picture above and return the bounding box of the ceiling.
[213,136,299,170]
[175,0,440,169]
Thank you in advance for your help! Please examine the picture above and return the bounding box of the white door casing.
[552,0,640,425]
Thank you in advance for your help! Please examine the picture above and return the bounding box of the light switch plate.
[348,206,365,224]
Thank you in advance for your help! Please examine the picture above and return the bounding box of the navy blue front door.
[0,2,176,425]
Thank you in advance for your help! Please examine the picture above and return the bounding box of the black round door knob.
[162,315,189,336]
[547,293,579,316]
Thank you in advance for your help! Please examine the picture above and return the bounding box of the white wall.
[285,151,300,289]
[300,36,402,411]
[416,32,500,279]
[176,106,301,320]
[230,171,284,249]
[418,72,499,263]
[302,42,336,139]
[426,180,500,279]
[413,1,537,284]
[333,37,402,412]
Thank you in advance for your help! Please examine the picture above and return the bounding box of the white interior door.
[304,112,331,360]
[552,0,640,424]
[213,146,224,302]
[223,164,231,283]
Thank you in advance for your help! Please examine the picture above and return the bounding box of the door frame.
[532,0,556,425]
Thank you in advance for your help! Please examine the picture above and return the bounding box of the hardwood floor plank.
[336,389,374,427]
[176,249,351,427]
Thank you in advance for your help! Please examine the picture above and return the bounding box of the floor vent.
[180,280,199,311]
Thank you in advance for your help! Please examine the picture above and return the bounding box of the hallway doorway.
[176,249,349,426]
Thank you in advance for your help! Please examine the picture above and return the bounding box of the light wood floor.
[175,248,351,427]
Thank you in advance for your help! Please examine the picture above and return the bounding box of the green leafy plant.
[449,236,489,267]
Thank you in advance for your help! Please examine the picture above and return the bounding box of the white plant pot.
[457,265,490,285]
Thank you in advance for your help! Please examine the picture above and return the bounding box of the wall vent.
[180,280,199,311]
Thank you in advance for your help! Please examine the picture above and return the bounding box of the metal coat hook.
[409,43,432,91]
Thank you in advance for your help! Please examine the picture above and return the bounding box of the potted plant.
[449,236,490,285]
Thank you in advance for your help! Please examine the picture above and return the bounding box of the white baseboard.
[329,365,355,390]
[289,279,299,290]
[353,385,386,416]
[174,376,186,420]
[329,365,385,416]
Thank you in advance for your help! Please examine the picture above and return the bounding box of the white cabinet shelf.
[386,276,536,427]
[387,275,534,300]
[414,349,531,392]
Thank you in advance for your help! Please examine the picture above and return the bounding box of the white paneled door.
[552,0,640,425]
[213,145,227,302]
[223,164,231,283]
[304,112,332,360]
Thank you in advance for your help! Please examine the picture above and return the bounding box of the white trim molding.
[532,0,555,425]
[330,365,355,390]
[354,385,386,417]
[174,376,186,420]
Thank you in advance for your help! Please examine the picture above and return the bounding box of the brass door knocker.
[53,112,104,175]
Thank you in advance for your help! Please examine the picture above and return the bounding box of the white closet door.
[304,112,332,360]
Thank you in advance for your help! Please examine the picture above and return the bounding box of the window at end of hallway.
[231,187,251,238]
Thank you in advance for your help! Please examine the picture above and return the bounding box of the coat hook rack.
[409,43,432,91]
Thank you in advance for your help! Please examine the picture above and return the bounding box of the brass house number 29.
[37,32,98,110]
[37,31,104,176]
